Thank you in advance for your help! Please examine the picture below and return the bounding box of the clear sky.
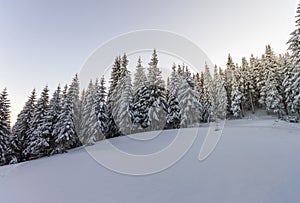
[0,0,298,124]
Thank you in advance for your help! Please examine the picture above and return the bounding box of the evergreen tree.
[201,64,213,122]
[166,65,181,129]
[230,75,243,118]
[69,74,81,146]
[107,56,122,138]
[53,77,81,153]
[133,57,147,94]
[287,3,300,117]
[48,85,63,155]
[224,54,236,114]
[178,69,202,128]
[80,80,102,145]
[96,76,109,138]
[0,88,11,165]
[11,89,36,162]
[210,66,227,122]
[23,86,51,160]
[281,53,296,114]
[146,49,167,131]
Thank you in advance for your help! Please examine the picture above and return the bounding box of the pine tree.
[96,76,109,138]
[131,57,151,132]
[146,49,167,131]
[230,75,243,118]
[48,85,63,155]
[107,56,122,138]
[11,89,36,162]
[80,80,102,145]
[201,64,213,122]
[24,86,51,160]
[110,53,133,135]
[133,57,147,94]
[80,80,94,145]
[281,53,296,114]
[224,54,236,114]
[287,3,300,117]
[178,69,202,128]
[210,66,227,122]
[53,77,81,153]
[166,65,181,129]
[69,74,81,146]
[0,88,11,165]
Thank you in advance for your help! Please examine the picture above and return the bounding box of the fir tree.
[178,70,202,128]
[11,89,36,162]
[210,66,227,122]
[287,3,300,117]
[23,86,51,160]
[0,88,11,165]
[224,54,236,114]
[230,75,243,118]
[133,57,147,94]
[53,78,81,153]
[166,65,181,129]
[201,64,213,122]
[96,76,109,138]
[48,85,63,155]
[146,49,167,131]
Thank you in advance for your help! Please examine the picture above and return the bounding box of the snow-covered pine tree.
[62,84,68,102]
[287,3,300,117]
[111,53,133,135]
[0,88,11,165]
[210,66,227,122]
[76,89,86,139]
[224,54,236,115]
[69,74,81,146]
[96,76,109,138]
[131,57,151,132]
[259,45,278,108]
[166,64,181,129]
[133,57,147,94]
[281,53,296,115]
[201,64,213,122]
[80,80,94,145]
[53,78,81,153]
[23,86,51,160]
[80,79,102,145]
[146,49,167,131]
[92,78,105,142]
[178,68,202,128]
[259,45,287,117]
[48,85,62,155]
[11,89,36,162]
[246,55,259,113]
[264,71,285,118]
[106,56,122,138]
[230,74,243,118]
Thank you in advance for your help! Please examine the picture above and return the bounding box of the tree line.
[0,3,300,167]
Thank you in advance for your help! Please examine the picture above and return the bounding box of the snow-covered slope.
[0,119,300,203]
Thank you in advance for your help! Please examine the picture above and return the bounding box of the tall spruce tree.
[146,49,167,131]
[0,88,11,165]
[96,76,109,138]
[23,86,51,160]
[48,85,62,155]
[166,64,181,129]
[210,66,227,122]
[11,89,36,162]
[287,3,300,117]
[178,68,202,128]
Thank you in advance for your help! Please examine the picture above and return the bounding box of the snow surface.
[0,118,300,203]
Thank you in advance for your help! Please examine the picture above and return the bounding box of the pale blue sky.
[0,0,298,123]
